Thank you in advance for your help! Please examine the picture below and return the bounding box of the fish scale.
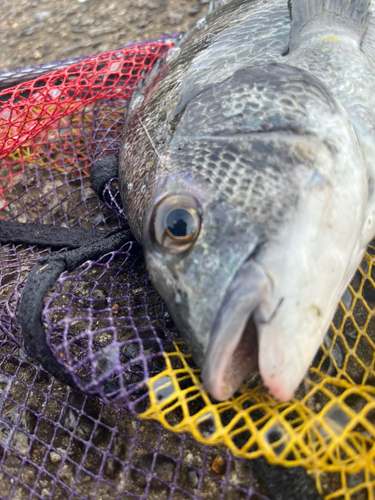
[167,137,302,229]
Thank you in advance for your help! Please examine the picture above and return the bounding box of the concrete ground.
[0,0,205,72]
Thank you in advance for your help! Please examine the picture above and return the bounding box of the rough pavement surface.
[0,0,207,71]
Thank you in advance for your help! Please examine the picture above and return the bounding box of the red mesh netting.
[0,42,173,211]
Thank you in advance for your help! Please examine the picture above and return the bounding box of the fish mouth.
[202,260,271,401]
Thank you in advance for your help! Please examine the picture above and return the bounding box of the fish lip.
[202,259,272,401]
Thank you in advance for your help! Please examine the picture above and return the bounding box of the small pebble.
[168,11,184,25]
[11,431,29,456]
[16,214,27,223]
[50,451,62,463]
[92,288,106,300]
[34,11,50,22]
[20,26,37,36]
[88,23,123,37]
[331,341,344,369]
[123,342,140,359]
[189,6,200,16]
[187,470,199,488]
[138,19,150,28]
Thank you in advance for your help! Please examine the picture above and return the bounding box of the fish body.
[119,0,375,401]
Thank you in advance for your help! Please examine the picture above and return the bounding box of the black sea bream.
[119,0,375,401]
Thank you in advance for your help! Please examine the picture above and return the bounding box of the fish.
[118,0,375,402]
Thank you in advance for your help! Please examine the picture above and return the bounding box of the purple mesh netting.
[0,58,271,500]
[0,346,270,500]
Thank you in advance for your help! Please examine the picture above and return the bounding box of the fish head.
[141,64,367,401]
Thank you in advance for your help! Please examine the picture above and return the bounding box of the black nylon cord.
[0,219,115,248]
[7,152,125,389]
[0,156,123,249]
[90,155,120,204]
[18,228,134,392]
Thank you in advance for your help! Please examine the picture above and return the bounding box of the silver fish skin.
[119,0,375,401]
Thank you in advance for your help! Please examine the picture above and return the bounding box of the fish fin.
[289,0,371,50]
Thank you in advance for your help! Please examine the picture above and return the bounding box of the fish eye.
[151,194,202,253]
[166,209,195,239]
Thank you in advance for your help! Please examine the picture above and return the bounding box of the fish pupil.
[166,209,194,238]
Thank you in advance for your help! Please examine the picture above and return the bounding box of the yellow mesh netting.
[141,248,375,499]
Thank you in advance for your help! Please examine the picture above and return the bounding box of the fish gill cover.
[0,41,373,500]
